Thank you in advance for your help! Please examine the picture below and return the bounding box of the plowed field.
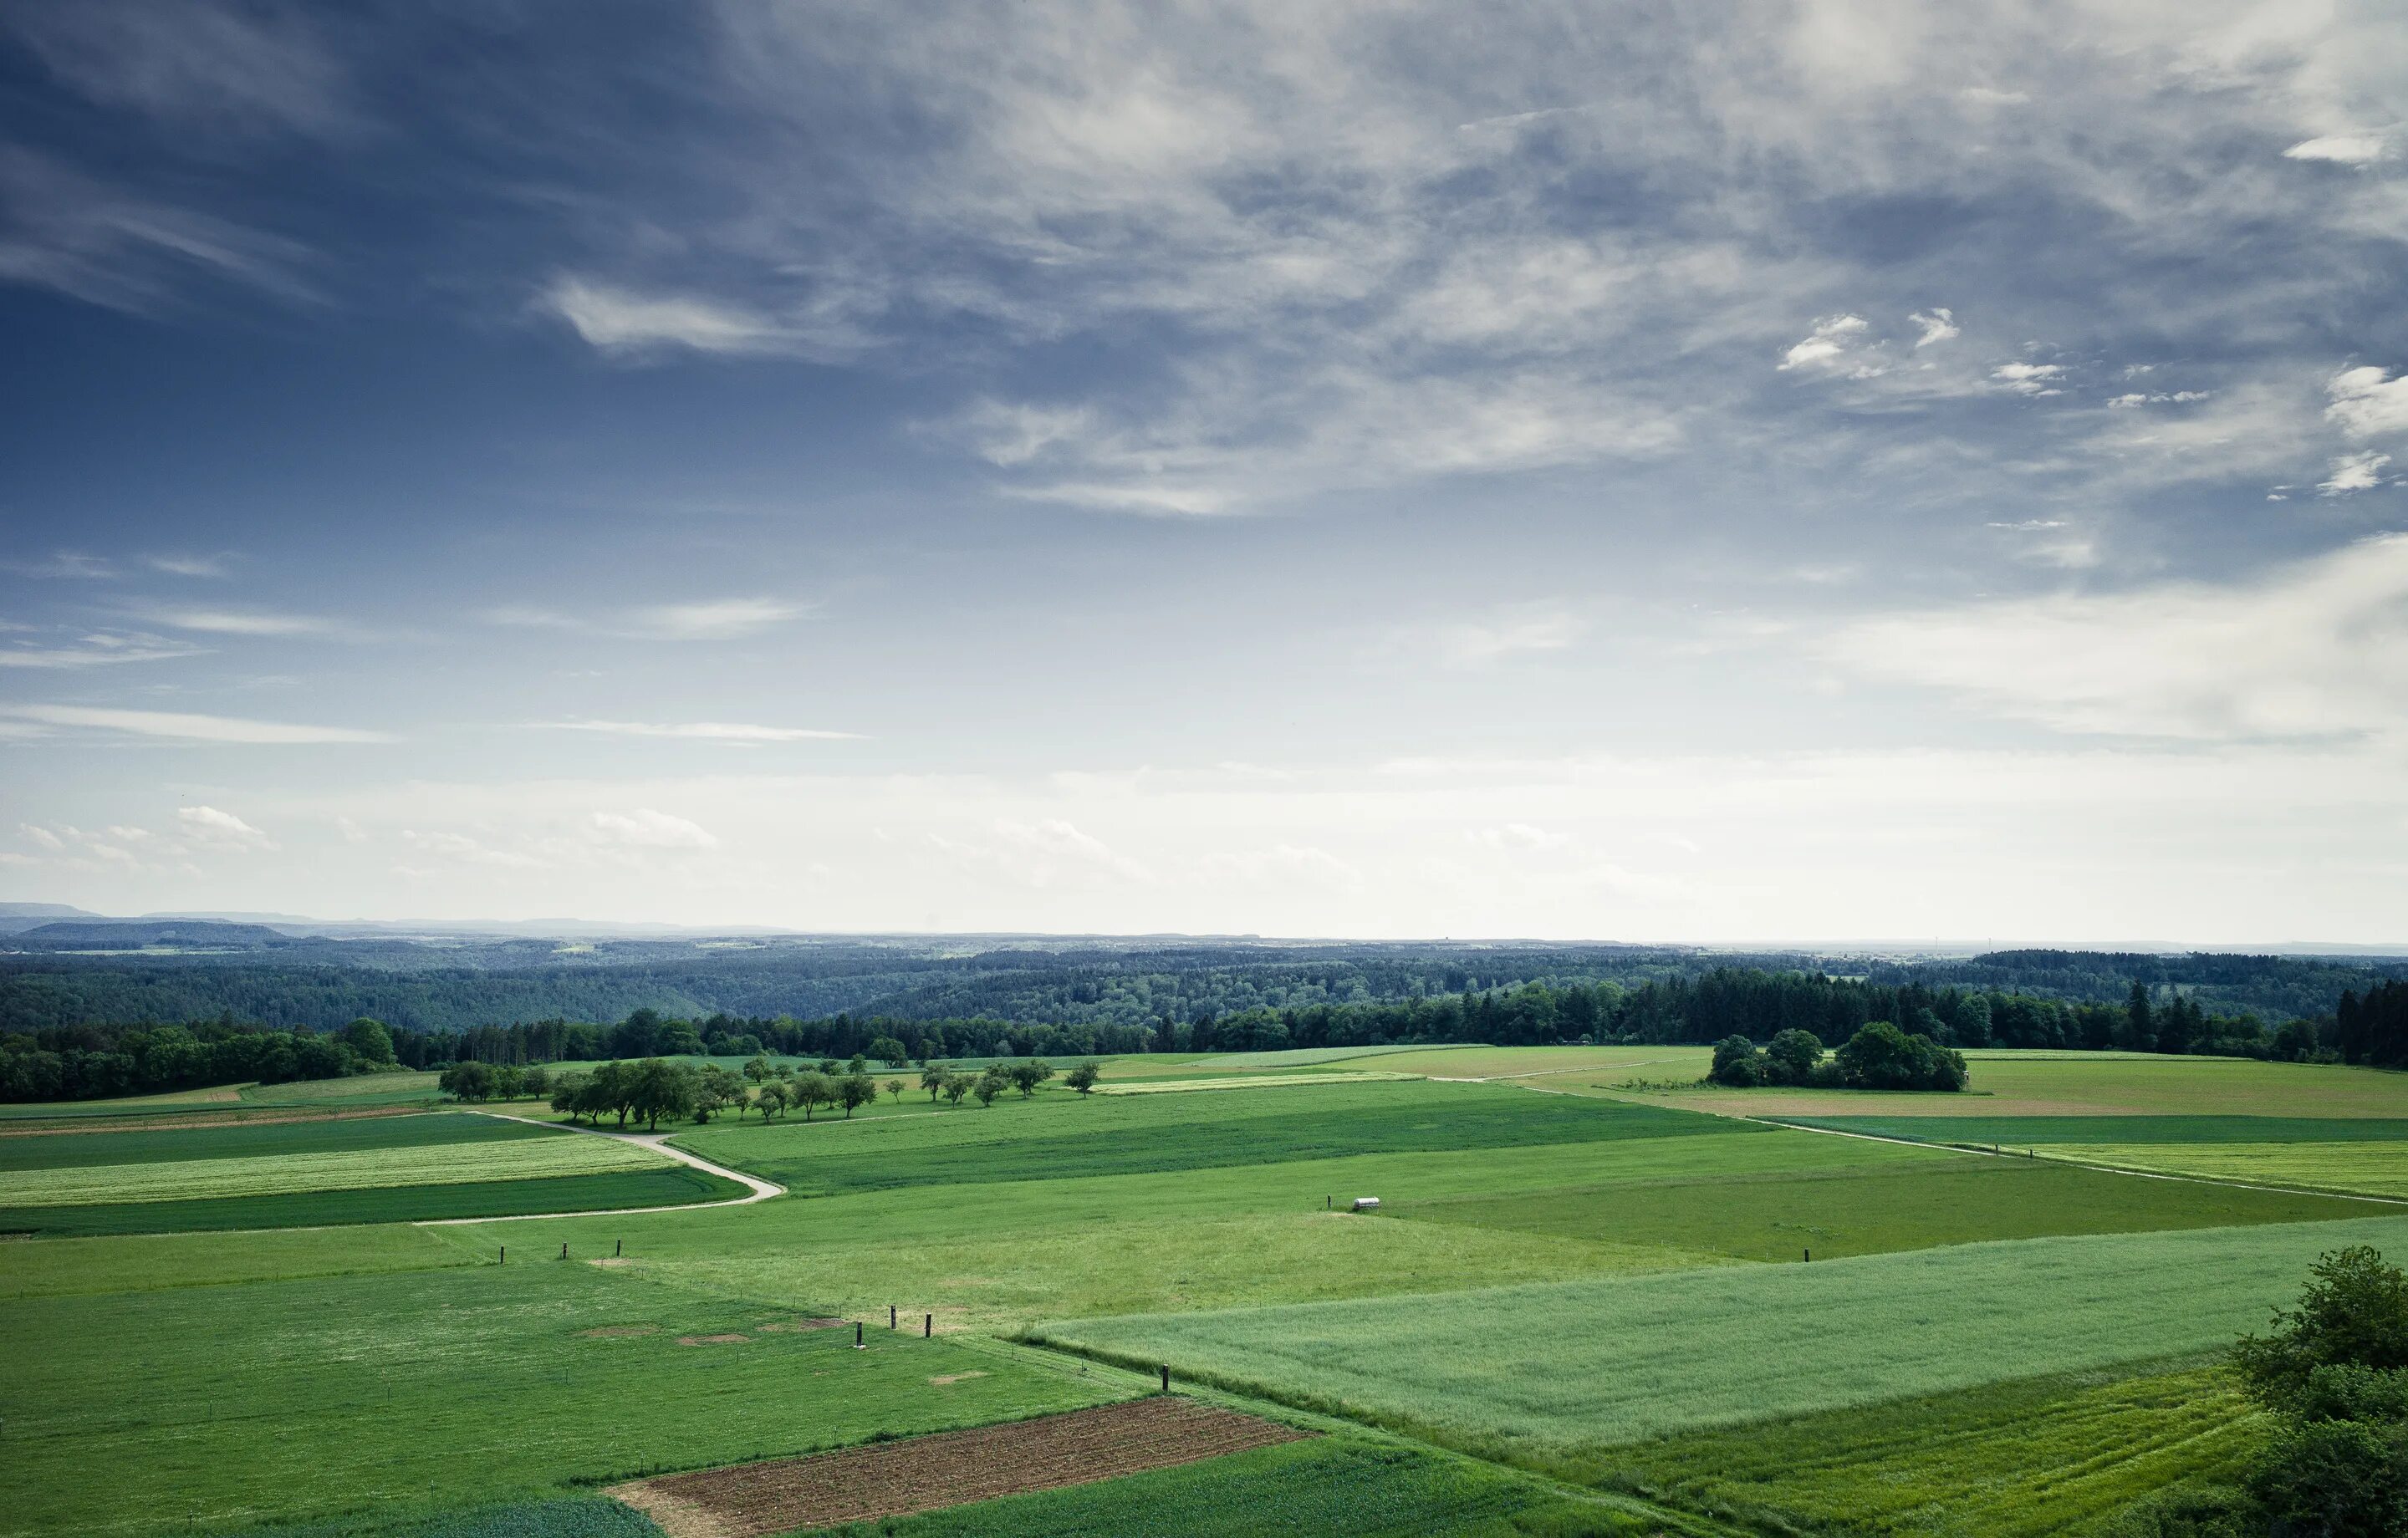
[610,1397,1313,1535]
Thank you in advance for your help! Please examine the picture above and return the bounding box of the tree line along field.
[6,1049,2408,1535]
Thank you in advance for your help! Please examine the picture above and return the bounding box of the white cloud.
[2319,451,2391,496]
[1778,314,1877,373]
[2283,135,2388,165]
[2327,366,2408,440]
[140,606,328,636]
[1195,843,1365,893]
[993,817,1152,884]
[1909,308,1959,347]
[142,553,231,578]
[1991,362,2064,396]
[0,629,205,668]
[177,805,273,849]
[1957,88,2030,106]
[400,829,544,868]
[0,704,390,743]
[1433,603,1588,666]
[589,809,719,849]
[19,823,66,852]
[1824,533,2408,739]
[631,598,804,640]
[541,276,787,356]
[1,551,115,578]
[535,720,864,742]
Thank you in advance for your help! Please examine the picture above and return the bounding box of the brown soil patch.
[676,1333,752,1346]
[610,1397,1313,1536]
[927,1371,987,1386]
[755,1317,848,1333]
[579,1325,659,1338]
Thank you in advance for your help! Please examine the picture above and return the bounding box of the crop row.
[0,1130,661,1208]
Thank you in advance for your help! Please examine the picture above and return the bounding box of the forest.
[7,961,2401,1103]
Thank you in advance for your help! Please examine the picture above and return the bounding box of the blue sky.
[3,1,2405,941]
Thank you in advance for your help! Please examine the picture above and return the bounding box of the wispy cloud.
[1824,534,2408,740]
[1431,603,1589,667]
[0,629,206,668]
[1,551,115,579]
[2283,135,2389,166]
[142,553,232,578]
[0,704,390,743]
[533,719,865,742]
[176,804,274,849]
[589,809,718,849]
[138,605,330,636]
[486,597,806,640]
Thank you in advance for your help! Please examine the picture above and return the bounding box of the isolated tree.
[885,1077,906,1103]
[522,1065,551,1097]
[743,1054,773,1084]
[941,1072,972,1106]
[2233,1247,2408,1535]
[870,1036,911,1069]
[839,1072,876,1118]
[754,1081,789,1120]
[789,1071,833,1122]
[1008,1059,1054,1098]
[1065,1062,1100,1095]
[973,1068,1007,1108]
[921,1063,947,1102]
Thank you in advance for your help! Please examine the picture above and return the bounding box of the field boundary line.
[1763,1118,2408,1208]
[413,1110,783,1225]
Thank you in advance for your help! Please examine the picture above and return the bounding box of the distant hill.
[0,903,105,936]
[10,919,291,950]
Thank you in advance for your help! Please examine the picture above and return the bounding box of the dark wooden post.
[615,1238,623,1257]
[890,1305,897,1329]
[1160,1364,1170,1392]
[925,1313,932,1337]
[855,1322,864,1347]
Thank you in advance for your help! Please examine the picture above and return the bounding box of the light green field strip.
[1186,1044,1480,1071]
[1093,1071,1421,1094]
[2040,1140,2408,1199]
[1030,1214,2408,1459]
[0,1132,664,1208]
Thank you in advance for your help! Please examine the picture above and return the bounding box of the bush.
[1762,1029,1824,1086]
[1834,1021,1967,1092]
[2228,1247,2408,1536]
[1707,1035,1762,1087]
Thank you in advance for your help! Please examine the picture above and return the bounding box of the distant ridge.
[11,919,290,950]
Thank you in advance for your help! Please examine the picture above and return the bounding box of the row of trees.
[0,1016,395,1103]
[2337,981,2408,1069]
[1708,1022,1969,1092]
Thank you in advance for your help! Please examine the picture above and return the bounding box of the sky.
[2,1,2405,944]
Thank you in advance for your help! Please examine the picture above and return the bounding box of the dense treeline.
[11,936,2400,1038]
[5,960,2360,1103]
[0,1016,397,1103]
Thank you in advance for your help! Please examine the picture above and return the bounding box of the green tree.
[1762,1029,1824,1086]
[790,1071,834,1122]
[1707,1036,1762,1087]
[2235,1246,2408,1413]
[438,1060,498,1102]
[973,1067,1007,1107]
[941,1072,972,1106]
[1065,1061,1100,1095]
[549,1071,589,1123]
[839,1071,876,1118]
[2233,1247,2408,1536]
[921,1063,948,1102]
[754,1080,789,1119]
[1008,1058,1054,1097]
[694,1065,744,1123]
[869,1036,911,1068]
[628,1059,700,1132]
[743,1054,773,1084]
[885,1077,906,1103]
[339,1017,396,1065]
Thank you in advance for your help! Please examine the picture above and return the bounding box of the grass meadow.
[9,1047,2408,1536]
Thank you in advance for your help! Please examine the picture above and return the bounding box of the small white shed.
[1351,1196,1380,1211]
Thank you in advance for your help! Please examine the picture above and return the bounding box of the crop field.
[0,1126,661,1206]
[1028,1215,2408,1469]
[1602,1053,2408,1118]
[1091,1069,1419,1093]
[676,1078,1764,1196]
[10,1048,2408,1537]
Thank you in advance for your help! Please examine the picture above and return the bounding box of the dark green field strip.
[0,1164,742,1235]
[701,1083,1761,1197]
[0,1112,552,1171]
[235,1498,663,1538]
[1596,1360,2254,1538]
[816,1436,1674,1538]
[1778,1115,2408,1146]
[1391,1158,2371,1261]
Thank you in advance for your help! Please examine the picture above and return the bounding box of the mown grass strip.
[1027,1215,2408,1469]
[0,1132,662,1208]
[0,1113,550,1172]
[0,1164,742,1235]
[1093,1072,1420,1094]
[2036,1141,2408,1199]
[1782,1114,2408,1146]
[228,1497,664,1538]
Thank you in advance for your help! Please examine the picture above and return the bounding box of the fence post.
[615,1238,623,1258]
[1804,1248,1810,1262]
[1160,1364,1170,1392]
[498,1245,505,1264]
[855,1322,864,1348]
[925,1313,932,1337]
[561,1242,569,1260]
[890,1305,897,1330]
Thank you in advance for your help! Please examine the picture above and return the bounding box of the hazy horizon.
[4,3,2405,942]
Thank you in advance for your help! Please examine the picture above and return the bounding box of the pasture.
[7,1044,2408,1537]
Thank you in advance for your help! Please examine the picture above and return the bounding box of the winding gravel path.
[414,1108,783,1225]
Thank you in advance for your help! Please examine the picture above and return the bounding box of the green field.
[239,1499,664,1538]
[817,1434,1687,1538]
[10,1047,2408,1537]
[1028,1215,2408,1469]
[1602,1055,2408,1120]
[0,1164,743,1236]
[675,1079,1765,1196]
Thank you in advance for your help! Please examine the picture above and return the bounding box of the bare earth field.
[610,1397,1314,1536]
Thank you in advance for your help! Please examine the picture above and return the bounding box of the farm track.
[610,1397,1314,1536]
[413,1110,783,1225]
